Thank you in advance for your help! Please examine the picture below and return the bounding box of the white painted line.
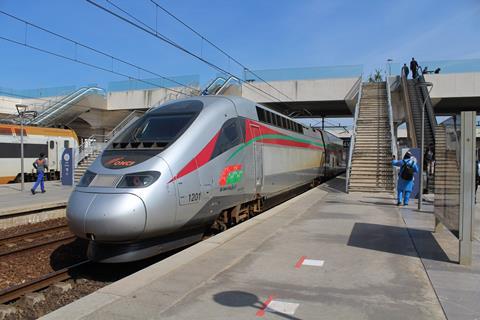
[302,259,324,267]
[266,300,299,315]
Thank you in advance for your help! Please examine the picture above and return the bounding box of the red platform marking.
[256,295,275,317]
[295,256,307,269]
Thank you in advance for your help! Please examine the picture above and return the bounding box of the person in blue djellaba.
[392,151,419,206]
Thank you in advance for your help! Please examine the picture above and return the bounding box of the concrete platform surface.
[41,175,467,320]
[0,181,72,216]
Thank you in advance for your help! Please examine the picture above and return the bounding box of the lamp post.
[15,105,37,192]
[15,104,28,191]
[387,59,393,76]
[416,82,434,210]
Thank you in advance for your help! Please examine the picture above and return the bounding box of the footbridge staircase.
[347,81,397,193]
[400,69,437,192]
[400,70,436,149]
[26,87,105,127]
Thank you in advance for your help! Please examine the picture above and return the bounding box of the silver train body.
[67,96,346,262]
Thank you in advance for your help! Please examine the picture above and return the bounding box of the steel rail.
[0,224,69,243]
[0,233,76,258]
[0,260,90,304]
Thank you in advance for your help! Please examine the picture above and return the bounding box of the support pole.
[20,117,24,191]
[459,111,475,265]
[418,99,425,210]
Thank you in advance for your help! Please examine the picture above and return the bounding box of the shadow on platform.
[347,222,452,263]
[319,176,346,193]
[213,291,301,320]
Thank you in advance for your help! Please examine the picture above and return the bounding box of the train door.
[47,140,58,171]
[250,124,263,192]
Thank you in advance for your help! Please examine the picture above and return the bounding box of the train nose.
[67,191,146,242]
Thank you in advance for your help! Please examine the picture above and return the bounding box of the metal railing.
[216,76,242,96]
[75,134,108,167]
[400,70,418,147]
[28,87,105,126]
[344,76,362,101]
[346,80,363,193]
[202,77,227,96]
[386,77,399,192]
[416,68,437,141]
[106,110,144,141]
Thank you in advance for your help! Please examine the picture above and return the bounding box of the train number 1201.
[188,192,201,202]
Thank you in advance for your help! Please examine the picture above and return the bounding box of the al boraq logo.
[219,164,243,190]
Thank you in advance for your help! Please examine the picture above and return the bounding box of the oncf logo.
[219,164,243,187]
[105,157,136,167]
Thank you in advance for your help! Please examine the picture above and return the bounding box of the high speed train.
[67,96,345,262]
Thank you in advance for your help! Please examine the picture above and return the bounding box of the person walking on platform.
[31,153,48,195]
[410,57,419,79]
[402,63,409,78]
[392,151,419,206]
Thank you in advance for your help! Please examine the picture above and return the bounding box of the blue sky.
[0,0,479,92]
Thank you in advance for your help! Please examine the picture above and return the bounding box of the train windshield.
[109,100,203,149]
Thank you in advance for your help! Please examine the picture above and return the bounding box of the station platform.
[42,176,479,320]
[0,181,72,228]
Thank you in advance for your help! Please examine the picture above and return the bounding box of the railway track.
[0,224,75,257]
[0,260,90,304]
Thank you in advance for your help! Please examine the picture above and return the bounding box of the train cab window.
[64,140,70,149]
[49,141,55,149]
[111,100,203,150]
[211,118,243,159]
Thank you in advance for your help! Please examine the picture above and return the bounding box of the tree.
[368,69,384,82]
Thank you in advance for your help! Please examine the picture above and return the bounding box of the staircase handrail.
[344,75,362,101]
[346,80,363,193]
[386,77,399,192]
[417,73,437,141]
[29,87,105,126]
[201,77,227,96]
[106,110,144,141]
[400,70,418,147]
[216,76,242,96]
[27,87,90,124]
[75,134,107,166]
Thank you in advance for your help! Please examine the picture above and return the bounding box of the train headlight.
[77,170,96,187]
[117,171,160,188]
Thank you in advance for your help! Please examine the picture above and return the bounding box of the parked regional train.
[67,96,346,262]
[0,124,78,184]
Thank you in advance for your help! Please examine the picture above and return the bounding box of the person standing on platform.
[31,153,48,195]
[392,151,419,206]
[410,57,419,79]
[402,63,409,78]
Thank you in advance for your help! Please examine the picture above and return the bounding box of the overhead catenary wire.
[147,0,296,102]
[85,0,295,104]
[0,10,199,97]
